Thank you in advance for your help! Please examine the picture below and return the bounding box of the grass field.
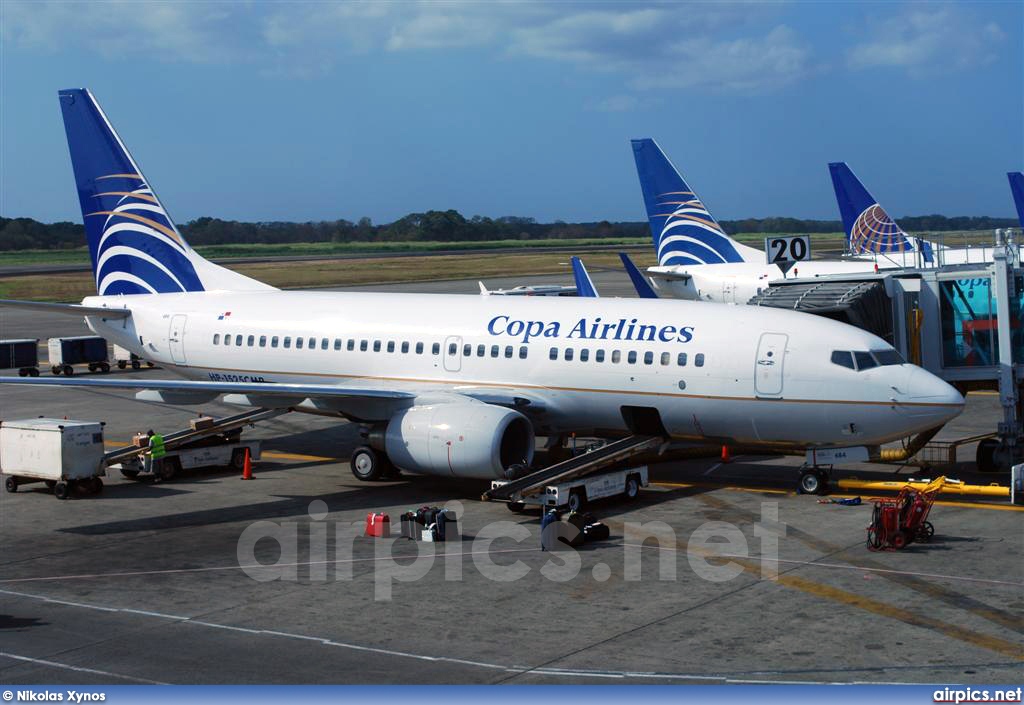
[0,249,656,302]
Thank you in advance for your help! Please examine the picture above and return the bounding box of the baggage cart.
[0,338,40,377]
[1,419,106,499]
[48,336,109,375]
[113,344,154,370]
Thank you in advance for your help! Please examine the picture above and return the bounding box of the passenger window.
[347,340,355,351]
[854,351,877,371]
[283,337,291,349]
[223,332,230,345]
[334,339,342,351]
[235,335,242,346]
[388,341,396,353]
[247,335,255,347]
[477,344,485,357]
[595,350,605,363]
[447,342,457,355]
[831,351,855,370]
[308,337,315,349]
[549,347,558,360]
[580,349,589,362]
[661,352,670,366]
[259,336,267,348]
[401,341,409,353]
[505,346,513,359]
[463,343,471,357]
[321,338,328,350]
[564,348,574,361]
[695,353,705,367]
[213,334,220,344]
[416,342,424,354]
[374,340,382,353]
[271,336,279,348]
[519,346,528,360]
[491,345,499,358]
[627,351,637,364]
[644,351,653,365]
[296,337,304,350]
[432,343,440,355]
[360,340,368,352]
[612,350,621,363]
[677,352,687,366]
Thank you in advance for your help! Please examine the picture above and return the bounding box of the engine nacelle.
[384,404,534,479]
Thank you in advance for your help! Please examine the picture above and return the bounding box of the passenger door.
[754,332,787,396]
[168,314,188,364]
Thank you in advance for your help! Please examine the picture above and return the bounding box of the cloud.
[2,1,812,93]
[847,5,1006,74]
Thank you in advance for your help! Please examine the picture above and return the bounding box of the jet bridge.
[750,230,1024,471]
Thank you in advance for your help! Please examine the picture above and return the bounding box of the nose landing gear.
[797,465,830,495]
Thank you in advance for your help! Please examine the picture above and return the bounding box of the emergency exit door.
[754,332,787,396]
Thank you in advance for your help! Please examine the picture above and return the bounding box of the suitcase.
[189,416,215,431]
[400,513,418,539]
[583,522,610,542]
[540,509,561,551]
[365,512,391,538]
[132,433,148,448]
[435,509,459,542]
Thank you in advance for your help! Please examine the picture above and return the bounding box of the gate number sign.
[765,235,811,265]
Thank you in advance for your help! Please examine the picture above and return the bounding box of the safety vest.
[150,434,166,459]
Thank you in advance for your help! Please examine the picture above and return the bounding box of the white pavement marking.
[0,651,168,685]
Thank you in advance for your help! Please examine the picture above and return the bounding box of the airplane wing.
[0,299,131,318]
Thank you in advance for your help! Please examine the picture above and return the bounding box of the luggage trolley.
[866,476,945,551]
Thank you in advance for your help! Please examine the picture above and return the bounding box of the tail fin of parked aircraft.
[618,253,658,299]
[570,256,599,298]
[1008,172,1024,227]
[58,89,273,296]
[631,138,762,267]
[828,162,916,256]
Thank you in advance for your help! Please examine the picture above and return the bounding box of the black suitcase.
[583,522,610,542]
[400,513,418,539]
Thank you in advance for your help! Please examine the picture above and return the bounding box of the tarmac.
[0,270,1021,685]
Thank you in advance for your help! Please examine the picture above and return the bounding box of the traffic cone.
[240,447,252,480]
[720,445,731,463]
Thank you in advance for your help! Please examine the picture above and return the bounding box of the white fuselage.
[82,290,962,450]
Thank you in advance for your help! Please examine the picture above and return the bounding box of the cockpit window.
[854,351,877,371]
[830,351,855,370]
[871,349,904,366]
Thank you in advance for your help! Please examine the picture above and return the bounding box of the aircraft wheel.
[798,468,827,495]
[350,446,389,481]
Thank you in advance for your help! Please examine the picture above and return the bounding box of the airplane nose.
[905,367,965,420]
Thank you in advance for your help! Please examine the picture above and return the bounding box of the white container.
[0,419,105,482]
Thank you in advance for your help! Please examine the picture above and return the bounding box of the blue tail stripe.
[570,256,599,298]
[662,254,705,267]
[1009,172,1024,227]
[59,88,204,295]
[632,138,743,265]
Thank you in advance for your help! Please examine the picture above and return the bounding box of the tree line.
[1,211,1018,251]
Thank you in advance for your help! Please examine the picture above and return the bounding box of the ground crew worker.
[146,429,166,478]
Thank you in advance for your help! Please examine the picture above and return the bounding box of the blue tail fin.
[1009,172,1024,227]
[829,162,914,255]
[618,253,658,299]
[570,256,599,298]
[58,89,271,295]
[631,138,759,267]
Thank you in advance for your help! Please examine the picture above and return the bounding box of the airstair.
[482,434,662,502]
[102,407,288,467]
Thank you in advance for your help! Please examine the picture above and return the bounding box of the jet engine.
[380,403,534,479]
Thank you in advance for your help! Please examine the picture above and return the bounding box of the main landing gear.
[350,446,400,481]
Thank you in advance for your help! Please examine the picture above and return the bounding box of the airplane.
[0,90,964,486]
[632,138,904,303]
[830,162,995,267]
[478,281,577,297]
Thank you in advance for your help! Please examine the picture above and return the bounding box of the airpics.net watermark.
[236,500,787,601]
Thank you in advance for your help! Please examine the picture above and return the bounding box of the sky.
[1,1,1021,226]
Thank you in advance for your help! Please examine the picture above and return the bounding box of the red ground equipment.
[866,476,944,551]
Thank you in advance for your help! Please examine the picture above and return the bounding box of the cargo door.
[168,314,188,364]
[754,332,787,397]
[443,335,462,372]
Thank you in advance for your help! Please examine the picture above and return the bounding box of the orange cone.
[720,445,731,463]
[241,447,252,480]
